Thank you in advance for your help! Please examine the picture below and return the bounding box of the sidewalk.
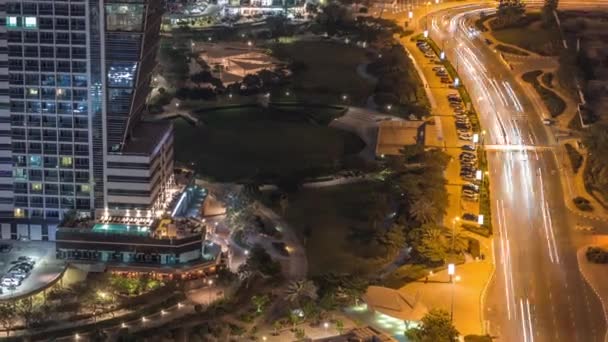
[389,3,494,336]
[399,260,493,336]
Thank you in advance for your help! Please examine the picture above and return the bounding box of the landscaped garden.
[268,181,400,276]
[270,40,375,105]
[172,105,365,182]
[522,70,566,117]
[485,12,563,56]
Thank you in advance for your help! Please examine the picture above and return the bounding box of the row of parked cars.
[2,256,35,288]
[459,149,480,203]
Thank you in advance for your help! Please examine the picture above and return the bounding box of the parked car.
[425,52,435,58]
[433,66,445,72]
[14,263,33,271]
[436,71,448,77]
[461,145,476,151]
[7,272,27,281]
[441,77,452,83]
[463,213,478,221]
[1,278,20,287]
[462,195,479,202]
[463,184,480,193]
[0,244,12,253]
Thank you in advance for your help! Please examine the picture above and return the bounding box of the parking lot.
[0,241,66,299]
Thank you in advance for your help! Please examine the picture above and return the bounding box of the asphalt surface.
[425,5,607,342]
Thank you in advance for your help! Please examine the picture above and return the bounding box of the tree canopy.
[406,309,459,342]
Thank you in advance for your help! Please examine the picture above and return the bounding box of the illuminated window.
[105,4,145,31]
[80,184,90,193]
[14,208,25,218]
[29,155,41,167]
[61,157,73,167]
[6,17,18,28]
[13,168,27,180]
[28,88,38,96]
[31,183,42,192]
[107,62,138,87]
[24,17,37,29]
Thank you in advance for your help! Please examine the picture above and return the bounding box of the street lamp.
[447,264,456,322]
[408,11,413,19]
[440,51,445,60]
[423,30,429,38]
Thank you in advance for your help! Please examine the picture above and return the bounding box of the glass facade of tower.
[1,0,165,239]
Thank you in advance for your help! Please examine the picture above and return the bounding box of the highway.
[424,5,607,342]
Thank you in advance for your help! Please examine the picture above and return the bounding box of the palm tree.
[409,198,438,224]
[285,280,318,307]
[251,294,270,313]
[446,226,468,254]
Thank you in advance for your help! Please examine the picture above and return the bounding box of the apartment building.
[1,0,173,241]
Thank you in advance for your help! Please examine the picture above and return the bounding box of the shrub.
[573,196,593,211]
[462,223,491,238]
[465,335,493,342]
[586,246,608,263]
[522,71,566,117]
[565,143,583,173]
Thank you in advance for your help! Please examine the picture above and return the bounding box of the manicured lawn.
[173,105,364,182]
[271,41,375,105]
[491,21,562,56]
[275,181,395,277]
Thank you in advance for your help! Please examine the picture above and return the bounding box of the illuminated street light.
[386,104,392,111]
[175,102,180,108]
[476,170,483,180]
[75,333,80,340]
[478,214,484,225]
[440,51,445,60]
[423,30,429,38]
[448,263,455,278]
[324,322,329,329]
[141,316,147,323]
[473,133,479,144]
[244,249,250,256]
[161,310,167,316]
[285,91,290,96]
[228,93,233,99]
[121,322,127,328]
[408,11,413,19]
[247,41,253,47]
[262,337,267,341]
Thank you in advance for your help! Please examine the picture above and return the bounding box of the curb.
[576,246,608,342]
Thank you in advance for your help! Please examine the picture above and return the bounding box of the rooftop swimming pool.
[91,223,150,236]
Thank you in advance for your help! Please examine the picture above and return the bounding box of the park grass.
[270,40,374,105]
[173,105,364,182]
[276,181,396,277]
[491,20,562,56]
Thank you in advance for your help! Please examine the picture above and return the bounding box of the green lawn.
[491,21,562,56]
[173,105,364,182]
[271,40,374,105]
[275,181,395,277]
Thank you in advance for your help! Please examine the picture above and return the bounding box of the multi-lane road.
[424,4,607,342]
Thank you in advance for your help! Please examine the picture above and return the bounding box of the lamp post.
[447,264,455,322]
[207,279,214,303]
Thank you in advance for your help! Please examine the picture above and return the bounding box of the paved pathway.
[399,260,493,336]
